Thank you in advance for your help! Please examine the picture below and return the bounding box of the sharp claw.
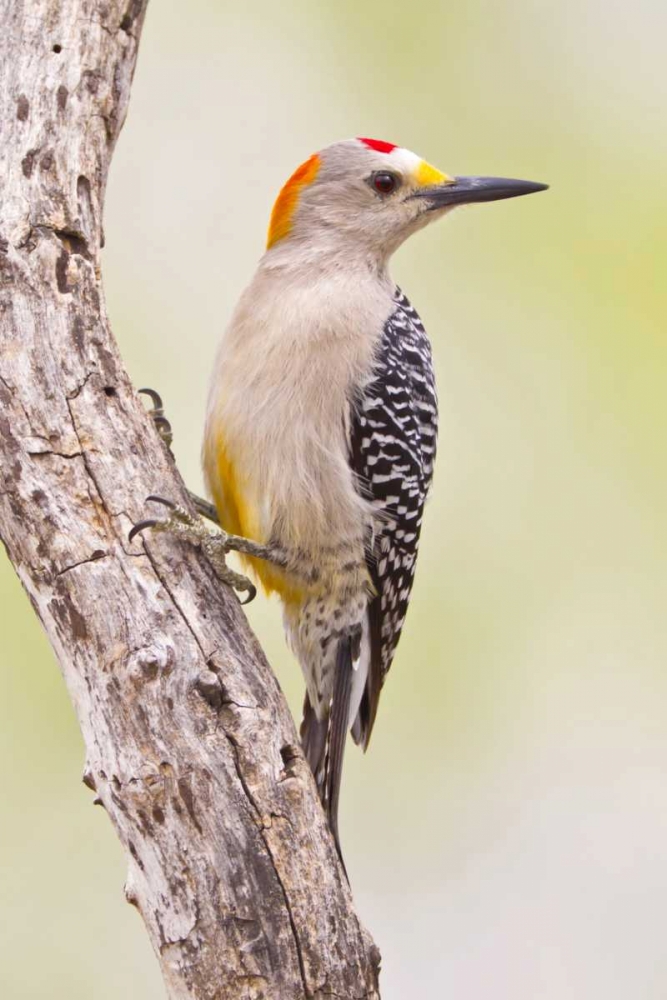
[138,387,164,411]
[146,495,177,509]
[129,519,158,542]
[139,389,174,452]
[130,491,256,605]
[238,583,257,605]
[152,414,172,433]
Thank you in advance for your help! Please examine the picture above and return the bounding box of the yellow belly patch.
[206,433,305,607]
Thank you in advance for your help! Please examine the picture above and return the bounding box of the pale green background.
[2,1,667,996]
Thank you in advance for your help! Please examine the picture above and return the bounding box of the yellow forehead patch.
[267,153,321,249]
[415,159,453,187]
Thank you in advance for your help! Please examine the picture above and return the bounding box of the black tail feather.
[299,631,358,872]
[300,694,327,782]
[323,635,354,866]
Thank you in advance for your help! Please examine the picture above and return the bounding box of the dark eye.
[372,171,399,196]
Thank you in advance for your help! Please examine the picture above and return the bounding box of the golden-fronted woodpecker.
[131,137,547,859]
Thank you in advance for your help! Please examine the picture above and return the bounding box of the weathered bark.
[0,3,380,997]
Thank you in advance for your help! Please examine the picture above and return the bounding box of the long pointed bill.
[413,175,548,210]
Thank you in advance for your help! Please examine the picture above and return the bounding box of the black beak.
[413,175,548,210]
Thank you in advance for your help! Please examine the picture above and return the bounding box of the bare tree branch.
[0,2,380,996]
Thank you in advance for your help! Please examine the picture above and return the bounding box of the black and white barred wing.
[350,289,438,749]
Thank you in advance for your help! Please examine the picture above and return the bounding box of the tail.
[300,632,358,870]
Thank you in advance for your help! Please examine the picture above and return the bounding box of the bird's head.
[265,137,547,267]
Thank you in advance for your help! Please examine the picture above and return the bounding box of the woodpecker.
[131,137,546,859]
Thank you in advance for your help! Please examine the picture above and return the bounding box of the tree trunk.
[0,2,380,997]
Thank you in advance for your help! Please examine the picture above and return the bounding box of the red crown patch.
[357,137,397,154]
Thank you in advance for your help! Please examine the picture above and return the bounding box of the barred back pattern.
[351,287,438,693]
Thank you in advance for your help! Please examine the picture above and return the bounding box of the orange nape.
[266,153,320,249]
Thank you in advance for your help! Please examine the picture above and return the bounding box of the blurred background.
[2,0,667,996]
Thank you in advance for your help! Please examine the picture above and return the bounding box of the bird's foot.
[139,387,173,453]
[139,388,219,525]
[129,496,256,604]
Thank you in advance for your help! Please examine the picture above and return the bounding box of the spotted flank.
[298,289,438,857]
[349,288,438,746]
